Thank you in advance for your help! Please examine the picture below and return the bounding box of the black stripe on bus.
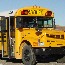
[0,40,6,42]
[0,36,6,38]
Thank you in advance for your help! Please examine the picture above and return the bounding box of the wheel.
[22,43,36,65]
[57,55,65,63]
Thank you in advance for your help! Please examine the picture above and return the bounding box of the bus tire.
[22,43,36,65]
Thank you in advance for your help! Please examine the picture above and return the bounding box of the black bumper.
[34,47,65,55]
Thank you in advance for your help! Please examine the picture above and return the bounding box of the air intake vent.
[56,35,60,39]
[46,34,64,39]
[61,35,64,39]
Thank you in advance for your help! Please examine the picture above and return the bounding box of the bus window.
[0,17,6,31]
[44,18,53,28]
[16,16,53,28]
[44,21,47,27]
[0,17,1,31]
[16,17,23,28]
[48,19,52,27]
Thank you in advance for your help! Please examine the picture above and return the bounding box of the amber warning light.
[21,10,29,15]
[45,11,52,16]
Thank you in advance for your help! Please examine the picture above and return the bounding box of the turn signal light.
[45,11,52,16]
[21,10,28,15]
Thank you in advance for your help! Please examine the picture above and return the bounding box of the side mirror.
[53,19,56,29]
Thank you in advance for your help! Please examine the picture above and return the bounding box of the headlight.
[39,42,44,46]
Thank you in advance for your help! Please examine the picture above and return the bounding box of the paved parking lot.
[0,54,65,65]
[0,60,65,65]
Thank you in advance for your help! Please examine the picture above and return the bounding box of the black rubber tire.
[57,55,65,63]
[22,44,36,65]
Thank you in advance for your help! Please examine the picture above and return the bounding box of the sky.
[0,0,65,26]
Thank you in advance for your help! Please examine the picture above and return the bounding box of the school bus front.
[14,6,55,59]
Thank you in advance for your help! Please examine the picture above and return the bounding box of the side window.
[10,16,15,30]
[16,17,23,28]
[1,17,6,31]
[44,19,53,28]
[0,16,6,31]
[48,20,52,27]
[0,17,1,31]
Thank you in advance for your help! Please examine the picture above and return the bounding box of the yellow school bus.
[0,6,65,65]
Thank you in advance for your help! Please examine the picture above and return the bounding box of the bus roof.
[15,6,54,17]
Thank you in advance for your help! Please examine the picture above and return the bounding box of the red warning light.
[21,10,28,15]
[45,11,52,16]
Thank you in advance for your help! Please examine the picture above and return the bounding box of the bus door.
[7,16,15,58]
[0,16,8,57]
[8,16,15,58]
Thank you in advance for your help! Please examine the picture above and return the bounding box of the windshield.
[16,16,53,28]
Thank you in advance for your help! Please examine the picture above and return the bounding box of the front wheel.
[22,43,36,65]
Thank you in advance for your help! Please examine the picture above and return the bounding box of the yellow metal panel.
[15,28,22,59]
